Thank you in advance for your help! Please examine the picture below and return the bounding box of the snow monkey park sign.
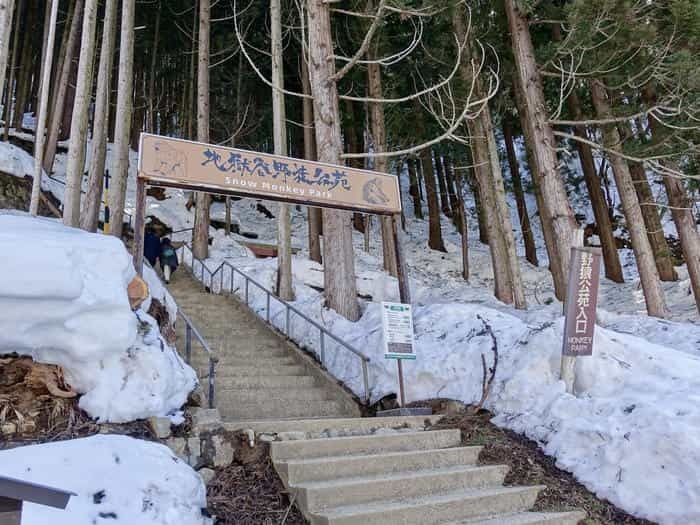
[138,133,402,215]
[562,247,602,357]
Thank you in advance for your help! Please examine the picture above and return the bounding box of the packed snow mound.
[0,435,211,525]
[0,213,196,422]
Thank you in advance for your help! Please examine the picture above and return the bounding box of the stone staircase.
[169,266,584,525]
[169,270,359,422]
[267,423,586,525]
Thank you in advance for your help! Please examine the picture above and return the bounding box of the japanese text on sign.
[562,247,602,357]
[137,133,401,214]
[382,302,415,360]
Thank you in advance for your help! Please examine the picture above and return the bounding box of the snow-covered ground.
[0,435,210,525]
[2,135,700,523]
[0,212,197,422]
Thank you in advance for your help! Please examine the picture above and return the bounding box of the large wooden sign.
[562,247,602,357]
[137,133,401,215]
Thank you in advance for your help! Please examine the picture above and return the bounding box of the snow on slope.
[0,435,210,525]
[0,212,196,422]
[180,229,700,525]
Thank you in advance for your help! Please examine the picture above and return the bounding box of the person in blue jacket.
[144,226,161,267]
[160,237,179,284]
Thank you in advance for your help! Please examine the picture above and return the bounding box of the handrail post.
[320,329,325,364]
[208,358,216,409]
[362,360,370,404]
[285,306,290,338]
[266,292,271,322]
[245,278,249,305]
[185,324,192,364]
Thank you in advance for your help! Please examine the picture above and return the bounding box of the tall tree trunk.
[59,30,80,141]
[192,0,210,258]
[627,158,677,281]
[301,53,322,264]
[43,0,82,175]
[407,157,423,219]
[81,0,117,231]
[590,80,669,318]
[108,0,135,238]
[466,164,488,245]
[271,0,293,300]
[63,0,98,227]
[11,0,32,131]
[468,122,515,305]
[29,0,58,216]
[344,99,365,234]
[147,1,160,133]
[444,154,460,228]
[3,0,22,140]
[455,6,525,308]
[421,148,446,252]
[503,121,538,266]
[435,154,452,217]
[306,0,360,321]
[644,85,700,316]
[451,157,469,280]
[0,0,16,108]
[505,0,578,301]
[367,45,397,277]
[568,91,624,283]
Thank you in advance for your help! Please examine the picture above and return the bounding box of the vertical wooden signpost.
[560,244,602,394]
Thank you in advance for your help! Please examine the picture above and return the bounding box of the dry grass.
[207,454,305,525]
[432,412,656,525]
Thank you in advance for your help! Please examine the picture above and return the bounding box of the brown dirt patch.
[207,453,305,525]
[432,411,656,525]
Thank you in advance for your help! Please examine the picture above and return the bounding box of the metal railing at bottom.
[145,261,218,409]
[176,243,372,404]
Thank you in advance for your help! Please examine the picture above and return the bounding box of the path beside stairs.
[169,270,359,422]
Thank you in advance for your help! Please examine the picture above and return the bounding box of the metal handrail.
[177,308,219,409]
[44,174,134,227]
[177,243,372,403]
[145,260,218,409]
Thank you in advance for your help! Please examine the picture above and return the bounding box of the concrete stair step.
[215,375,317,389]
[308,485,544,525]
[189,355,293,368]
[450,511,586,525]
[271,430,462,462]
[224,415,441,435]
[278,446,482,485]
[221,399,345,420]
[295,464,509,512]
[215,387,332,402]
[204,364,307,377]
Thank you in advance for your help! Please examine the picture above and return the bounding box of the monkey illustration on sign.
[362,178,390,206]
[149,141,187,179]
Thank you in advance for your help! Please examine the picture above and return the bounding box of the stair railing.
[145,260,218,409]
[177,243,372,404]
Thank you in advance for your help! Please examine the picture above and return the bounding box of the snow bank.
[183,233,700,525]
[0,141,34,178]
[0,435,210,525]
[0,213,196,422]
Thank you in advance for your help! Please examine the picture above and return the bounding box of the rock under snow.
[0,435,211,525]
[0,213,197,422]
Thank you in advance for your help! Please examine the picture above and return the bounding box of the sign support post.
[393,214,410,407]
[560,230,601,394]
[133,176,147,276]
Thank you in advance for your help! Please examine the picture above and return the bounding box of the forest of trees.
[0,0,698,320]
